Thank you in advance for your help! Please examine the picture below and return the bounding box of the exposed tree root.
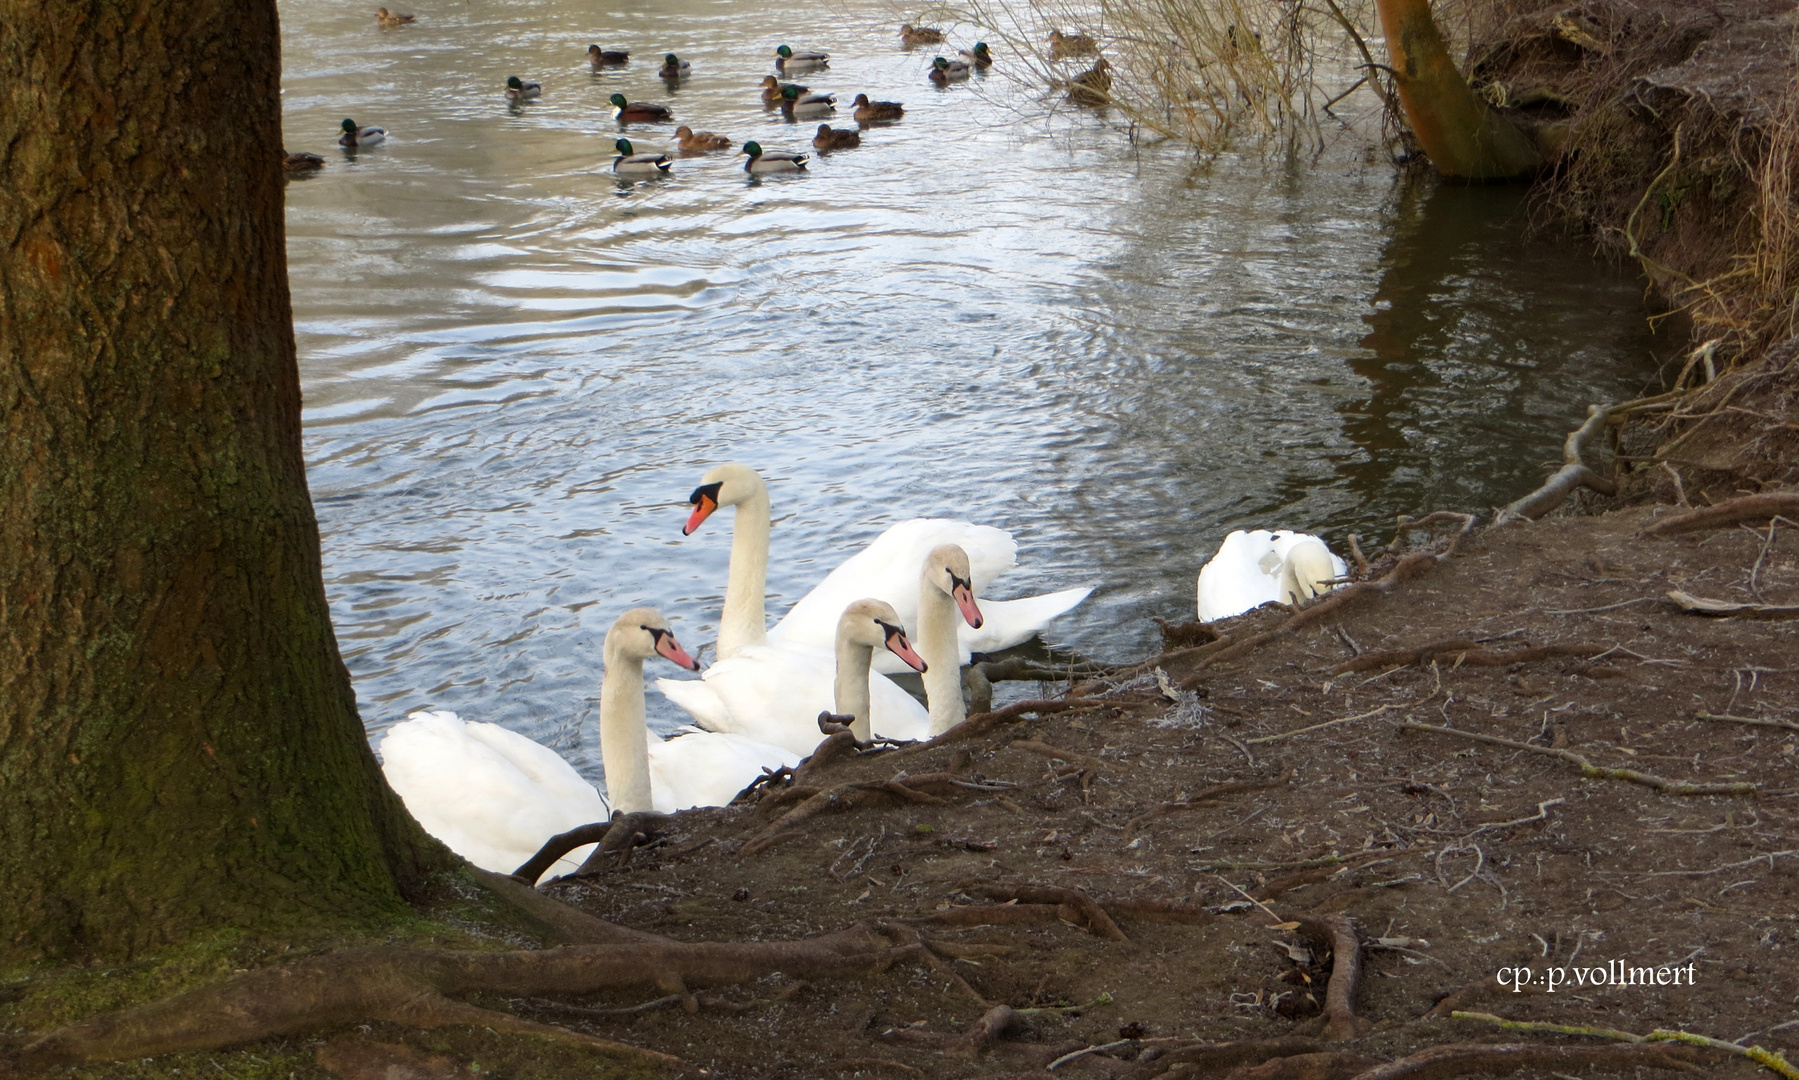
[1696,710,1799,733]
[743,772,962,855]
[896,698,1114,754]
[1010,738,1111,770]
[467,868,661,945]
[1667,589,1799,619]
[1496,404,1617,524]
[1327,640,1608,675]
[1293,915,1367,1042]
[1129,1038,1325,1078]
[6,923,922,1072]
[1450,1011,1799,1078]
[1346,1041,1700,1078]
[971,884,1131,941]
[1252,852,1404,903]
[1229,1051,1384,1079]
[1640,491,1799,536]
[1401,722,1761,796]
[1123,780,1286,835]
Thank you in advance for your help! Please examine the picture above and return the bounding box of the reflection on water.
[280,0,1670,783]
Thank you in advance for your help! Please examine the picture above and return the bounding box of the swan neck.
[919,580,965,735]
[717,487,770,658]
[834,637,875,742]
[599,641,654,815]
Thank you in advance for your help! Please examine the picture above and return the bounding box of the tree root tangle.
[5,923,922,1072]
[1401,722,1760,796]
[743,772,962,855]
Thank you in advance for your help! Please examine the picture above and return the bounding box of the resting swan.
[600,608,800,813]
[1197,529,1347,622]
[657,598,930,755]
[380,710,609,876]
[679,462,1089,672]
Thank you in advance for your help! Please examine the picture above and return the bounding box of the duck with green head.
[928,56,969,83]
[779,83,835,117]
[610,93,673,123]
[338,118,386,147]
[612,138,672,174]
[774,44,829,71]
[739,141,807,173]
[959,42,992,68]
[505,75,541,100]
[659,53,691,79]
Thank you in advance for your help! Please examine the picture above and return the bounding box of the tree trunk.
[0,0,443,964]
[1375,0,1543,180]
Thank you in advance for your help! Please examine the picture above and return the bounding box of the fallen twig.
[1668,590,1799,620]
[1011,739,1110,770]
[1695,711,1799,734]
[1642,850,1796,878]
[1641,492,1799,537]
[1451,1011,1797,1079]
[1348,1041,1701,1078]
[1122,779,1285,834]
[1401,722,1760,797]
[1329,640,1608,675]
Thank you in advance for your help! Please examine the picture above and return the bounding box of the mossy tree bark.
[1375,0,1543,179]
[0,0,442,965]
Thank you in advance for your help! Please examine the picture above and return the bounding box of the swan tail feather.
[961,586,1092,654]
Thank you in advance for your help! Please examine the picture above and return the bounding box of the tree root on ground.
[743,772,964,855]
[1640,491,1799,536]
[1327,640,1609,675]
[1346,1041,1701,1078]
[894,698,1116,756]
[1667,589,1799,620]
[4,923,923,1072]
[1450,1011,1799,1078]
[1289,915,1367,1042]
[1401,721,1761,796]
[1128,1038,1325,1078]
[1122,779,1286,835]
[1496,404,1617,524]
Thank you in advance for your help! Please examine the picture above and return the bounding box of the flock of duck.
[282,14,1121,177]
[378,463,1349,877]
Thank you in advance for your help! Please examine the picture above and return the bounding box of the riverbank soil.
[483,504,1794,1078]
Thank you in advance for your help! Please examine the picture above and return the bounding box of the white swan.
[656,598,930,755]
[680,463,1090,672]
[919,544,983,735]
[600,607,801,814]
[380,710,609,877]
[1197,529,1348,622]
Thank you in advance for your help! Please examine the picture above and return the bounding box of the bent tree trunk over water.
[0,0,444,964]
[1374,0,1542,179]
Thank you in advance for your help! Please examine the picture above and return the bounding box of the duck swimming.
[505,76,541,100]
[588,45,630,67]
[338,118,386,147]
[780,83,836,117]
[775,44,830,71]
[929,56,970,83]
[959,42,993,68]
[851,93,905,123]
[611,137,672,174]
[673,125,732,152]
[813,124,861,151]
[739,141,808,173]
[659,53,692,79]
[610,93,673,123]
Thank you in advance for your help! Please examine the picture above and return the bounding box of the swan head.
[837,598,927,673]
[924,544,983,628]
[683,462,765,535]
[1278,540,1339,605]
[606,607,701,670]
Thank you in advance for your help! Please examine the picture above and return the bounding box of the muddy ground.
[399,502,1799,1079]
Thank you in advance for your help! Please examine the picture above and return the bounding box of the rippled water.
[281,0,1673,778]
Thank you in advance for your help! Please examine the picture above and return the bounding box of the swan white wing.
[1197,530,1283,622]
[647,732,801,812]
[868,671,931,741]
[654,675,733,730]
[379,711,605,876]
[1267,531,1349,580]
[663,644,839,756]
[769,518,1016,652]
[869,585,1094,673]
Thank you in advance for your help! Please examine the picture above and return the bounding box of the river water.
[280,0,1672,779]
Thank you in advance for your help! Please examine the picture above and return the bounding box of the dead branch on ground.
[1346,1041,1701,1078]
[1640,491,1799,536]
[1667,590,1799,620]
[1450,1012,1795,1078]
[1401,722,1760,796]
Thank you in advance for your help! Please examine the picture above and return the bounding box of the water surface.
[281,0,1671,781]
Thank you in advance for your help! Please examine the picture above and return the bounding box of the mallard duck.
[283,151,325,174]
[759,75,807,104]
[1048,30,1098,58]
[505,76,541,100]
[740,141,807,173]
[774,44,829,71]
[375,7,415,25]
[673,125,732,152]
[779,83,836,117]
[1067,56,1111,105]
[812,123,860,151]
[610,93,672,123]
[959,41,993,68]
[338,118,386,147]
[659,53,691,79]
[850,93,905,123]
[612,138,672,174]
[928,56,970,83]
[899,24,944,47]
[588,45,630,67]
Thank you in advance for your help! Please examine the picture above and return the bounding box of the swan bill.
[880,620,927,672]
[647,626,701,670]
[950,575,983,628]
[685,482,723,535]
